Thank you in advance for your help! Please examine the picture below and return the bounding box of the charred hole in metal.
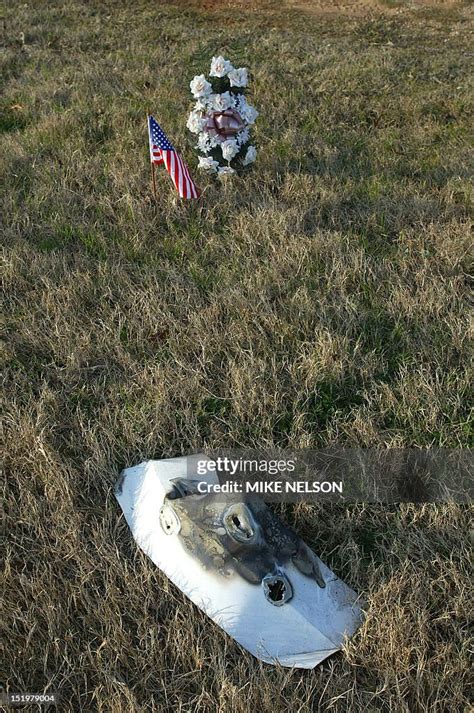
[162,488,326,588]
[223,503,258,544]
[263,573,293,606]
[269,580,285,602]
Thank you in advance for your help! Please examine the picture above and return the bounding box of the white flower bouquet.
[187,56,258,178]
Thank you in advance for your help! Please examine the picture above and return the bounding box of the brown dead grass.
[1,0,473,710]
[288,0,465,16]
[168,0,468,17]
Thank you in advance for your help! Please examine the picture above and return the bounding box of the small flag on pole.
[148,115,199,199]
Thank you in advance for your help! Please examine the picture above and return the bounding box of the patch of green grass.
[0,102,29,133]
[303,379,366,434]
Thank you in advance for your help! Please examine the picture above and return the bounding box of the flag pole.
[146,112,157,201]
[151,162,157,202]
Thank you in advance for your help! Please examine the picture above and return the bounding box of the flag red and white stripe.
[148,115,199,199]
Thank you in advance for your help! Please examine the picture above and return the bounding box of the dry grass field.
[2,0,473,711]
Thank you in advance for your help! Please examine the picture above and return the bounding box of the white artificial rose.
[242,145,257,165]
[206,93,217,109]
[208,132,223,147]
[211,91,233,111]
[221,139,239,162]
[186,110,206,134]
[241,103,259,125]
[228,67,248,88]
[235,94,247,111]
[210,55,233,77]
[202,93,216,109]
[190,74,212,98]
[198,156,219,172]
[196,132,212,153]
[236,127,250,146]
[194,98,207,111]
[217,165,236,178]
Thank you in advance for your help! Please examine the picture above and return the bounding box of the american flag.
[148,115,199,199]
